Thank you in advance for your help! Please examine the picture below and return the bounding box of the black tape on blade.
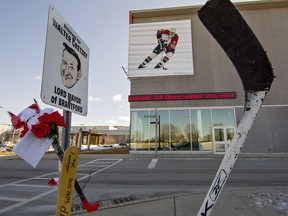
[198,0,274,91]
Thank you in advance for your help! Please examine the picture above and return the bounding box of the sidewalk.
[74,186,288,216]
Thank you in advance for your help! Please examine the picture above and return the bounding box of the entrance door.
[212,126,235,154]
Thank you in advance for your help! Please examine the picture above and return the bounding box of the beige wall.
[129,1,288,109]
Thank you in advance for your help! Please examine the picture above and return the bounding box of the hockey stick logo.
[199,170,227,216]
[209,169,227,201]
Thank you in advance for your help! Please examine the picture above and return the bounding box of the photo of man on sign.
[60,42,82,89]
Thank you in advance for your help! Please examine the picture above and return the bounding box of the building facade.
[0,125,130,148]
[128,0,288,154]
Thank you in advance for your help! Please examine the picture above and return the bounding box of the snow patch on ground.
[246,192,288,214]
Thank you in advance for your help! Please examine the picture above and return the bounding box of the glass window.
[130,111,150,150]
[214,128,224,142]
[226,127,235,141]
[148,110,158,151]
[150,110,170,151]
[212,109,235,126]
[191,109,212,151]
[130,107,235,153]
[170,109,190,151]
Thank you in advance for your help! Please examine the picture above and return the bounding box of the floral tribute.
[8,99,66,140]
[7,99,67,168]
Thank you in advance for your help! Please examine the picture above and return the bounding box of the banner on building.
[128,20,194,77]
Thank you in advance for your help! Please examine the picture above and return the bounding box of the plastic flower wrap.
[8,100,66,139]
[8,99,66,167]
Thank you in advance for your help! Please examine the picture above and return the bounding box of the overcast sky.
[0,0,255,127]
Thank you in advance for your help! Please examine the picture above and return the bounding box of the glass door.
[212,126,235,154]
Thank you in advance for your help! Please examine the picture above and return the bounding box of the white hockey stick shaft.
[197,90,267,216]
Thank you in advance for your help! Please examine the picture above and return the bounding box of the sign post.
[155,109,158,156]
[144,112,159,155]
[41,5,93,213]
[61,110,71,151]
[42,4,89,154]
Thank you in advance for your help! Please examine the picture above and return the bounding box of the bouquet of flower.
[8,100,99,212]
[8,99,66,167]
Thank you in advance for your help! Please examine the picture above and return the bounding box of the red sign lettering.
[128,92,236,102]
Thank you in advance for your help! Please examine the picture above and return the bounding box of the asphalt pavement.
[2,152,288,216]
[72,153,288,216]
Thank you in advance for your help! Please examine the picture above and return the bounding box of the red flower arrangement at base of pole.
[8,99,99,212]
[8,99,66,168]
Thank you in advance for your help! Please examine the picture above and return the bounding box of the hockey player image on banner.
[138,28,179,70]
[128,19,193,77]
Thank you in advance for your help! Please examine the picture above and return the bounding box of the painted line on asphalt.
[0,158,122,215]
[147,159,158,169]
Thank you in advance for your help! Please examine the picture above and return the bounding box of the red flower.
[31,123,51,139]
[38,112,66,128]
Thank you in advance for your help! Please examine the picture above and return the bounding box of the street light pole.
[155,108,158,156]
[78,124,84,149]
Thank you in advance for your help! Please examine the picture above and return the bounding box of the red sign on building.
[128,92,236,102]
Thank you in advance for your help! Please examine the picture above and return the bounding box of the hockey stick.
[197,0,274,215]
[52,140,99,212]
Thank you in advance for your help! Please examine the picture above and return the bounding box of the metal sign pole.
[158,115,161,149]
[59,110,72,174]
[155,108,158,156]
[61,110,72,151]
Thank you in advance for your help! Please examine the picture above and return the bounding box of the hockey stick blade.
[82,198,99,212]
[198,0,274,91]
[52,141,99,213]
[197,0,274,215]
